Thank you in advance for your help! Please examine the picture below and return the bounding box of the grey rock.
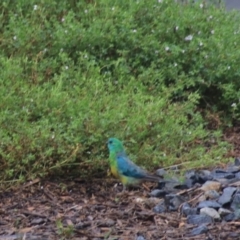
[187,214,213,225]
[163,179,183,191]
[156,168,166,177]
[190,225,208,236]
[197,200,221,209]
[235,172,240,179]
[184,178,195,188]
[224,213,236,222]
[235,157,240,166]
[200,207,220,219]
[153,202,166,213]
[214,178,232,185]
[218,208,232,216]
[181,202,198,216]
[218,187,236,205]
[211,169,235,180]
[150,189,168,198]
[164,193,185,211]
[185,170,196,179]
[225,208,240,221]
[157,181,166,189]
[230,193,240,211]
[234,210,240,219]
[204,190,220,200]
[31,218,45,224]
[185,170,212,185]
[227,165,240,173]
[157,179,183,190]
[198,170,212,181]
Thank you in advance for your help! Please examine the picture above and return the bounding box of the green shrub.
[0,0,234,183]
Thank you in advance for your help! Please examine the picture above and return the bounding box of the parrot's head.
[107,138,124,153]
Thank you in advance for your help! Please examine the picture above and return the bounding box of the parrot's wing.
[116,152,147,179]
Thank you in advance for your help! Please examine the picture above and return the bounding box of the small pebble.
[204,190,220,200]
[218,208,232,216]
[190,225,208,236]
[153,202,167,213]
[197,200,221,209]
[200,207,220,219]
[187,214,213,225]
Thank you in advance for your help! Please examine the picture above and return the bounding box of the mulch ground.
[0,178,240,240]
[1,125,240,240]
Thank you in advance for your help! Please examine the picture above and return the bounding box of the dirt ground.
[1,125,240,240]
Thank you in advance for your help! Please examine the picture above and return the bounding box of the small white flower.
[84,9,88,13]
[33,5,38,10]
[209,15,213,19]
[199,42,203,46]
[52,134,55,139]
[43,48,47,52]
[175,26,179,31]
[151,29,155,33]
[198,31,201,35]
[112,7,115,11]
[132,29,137,33]
[165,46,170,51]
[84,55,88,58]
[200,3,203,8]
[149,122,152,126]
[205,55,208,59]
[13,36,17,40]
[211,30,214,34]
[155,50,159,54]
[60,48,63,52]
[185,35,193,41]
[227,66,231,70]
[231,103,237,108]
[158,0,163,3]
[61,18,65,22]
[188,131,192,135]
[182,50,185,53]
[64,30,68,33]
[65,66,69,70]
[174,63,178,67]
[30,99,33,102]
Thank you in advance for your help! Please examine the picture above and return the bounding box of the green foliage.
[0,0,234,183]
[56,219,74,239]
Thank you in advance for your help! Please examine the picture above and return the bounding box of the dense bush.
[0,0,235,182]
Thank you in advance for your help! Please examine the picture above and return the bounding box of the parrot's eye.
[109,140,113,144]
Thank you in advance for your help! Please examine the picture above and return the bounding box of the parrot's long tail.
[143,174,161,182]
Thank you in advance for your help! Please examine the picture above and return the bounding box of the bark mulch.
[0,178,239,240]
